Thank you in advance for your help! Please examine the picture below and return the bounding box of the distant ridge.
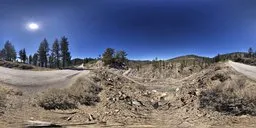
[168,54,212,62]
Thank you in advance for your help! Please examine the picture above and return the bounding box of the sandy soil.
[229,61,256,81]
[0,67,89,92]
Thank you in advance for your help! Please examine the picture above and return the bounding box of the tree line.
[0,36,71,69]
[214,47,256,62]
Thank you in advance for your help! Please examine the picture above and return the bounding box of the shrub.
[38,78,102,110]
[69,78,102,106]
[38,89,76,110]
[0,89,7,115]
[211,73,229,82]
[72,92,100,106]
[18,64,34,70]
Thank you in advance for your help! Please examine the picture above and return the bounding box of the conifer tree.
[38,38,49,67]
[19,48,27,63]
[60,36,71,68]
[32,53,38,66]
[3,41,16,61]
[52,39,60,68]
[29,55,33,64]
[102,48,115,66]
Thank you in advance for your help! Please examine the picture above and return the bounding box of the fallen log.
[25,120,61,127]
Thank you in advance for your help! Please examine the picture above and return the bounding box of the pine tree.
[19,49,23,63]
[214,54,221,62]
[3,41,16,61]
[52,39,60,68]
[38,38,49,67]
[32,53,38,66]
[60,36,71,68]
[248,47,254,58]
[102,48,115,66]
[114,50,128,66]
[29,55,33,64]
[0,49,6,60]
[48,55,54,68]
[19,48,27,63]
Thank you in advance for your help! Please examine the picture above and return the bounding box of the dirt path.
[122,68,147,86]
[228,61,256,81]
[0,67,89,92]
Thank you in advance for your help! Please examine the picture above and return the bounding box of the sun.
[27,23,39,30]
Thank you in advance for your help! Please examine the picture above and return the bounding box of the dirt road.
[0,67,89,92]
[229,61,256,81]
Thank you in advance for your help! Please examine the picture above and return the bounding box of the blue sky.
[0,0,256,60]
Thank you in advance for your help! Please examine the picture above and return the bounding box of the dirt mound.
[88,70,154,124]
[14,69,166,126]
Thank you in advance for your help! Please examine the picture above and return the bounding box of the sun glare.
[27,23,39,30]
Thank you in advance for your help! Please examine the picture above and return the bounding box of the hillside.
[168,54,212,62]
[126,55,214,79]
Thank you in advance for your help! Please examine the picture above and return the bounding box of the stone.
[132,100,142,106]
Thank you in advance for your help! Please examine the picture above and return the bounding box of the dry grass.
[0,90,6,110]
[37,77,102,110]
[0,86,11,115]
[199,66,256,115]
[37,89,76,110]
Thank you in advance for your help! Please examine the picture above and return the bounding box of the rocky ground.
[0,61,255,127]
